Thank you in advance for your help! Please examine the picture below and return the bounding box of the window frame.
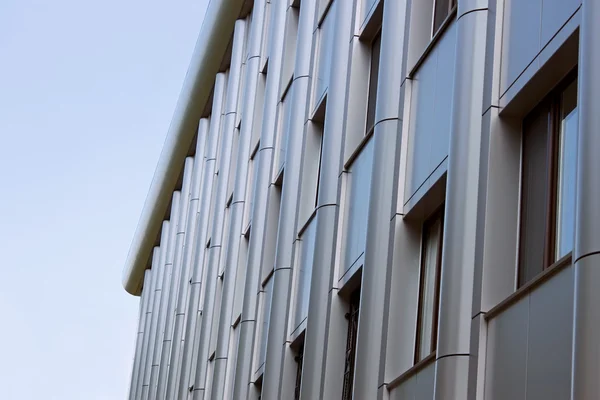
[341,289,361,400]
[256,273,274,374]
[365,30,382,137]
[517,70,578,288]
[414,207,444,365]
[294,342,305,400]
[431,0,457,38]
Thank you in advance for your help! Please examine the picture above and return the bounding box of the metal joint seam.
[315,203,337,212]
[457,7,489,21]
[436,353,471,361]
[373,117,400,130]
[574,251,600,264]
[292,74,310,83]
[259,146,275,152]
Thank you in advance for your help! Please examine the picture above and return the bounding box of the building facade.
[123,0,600,398]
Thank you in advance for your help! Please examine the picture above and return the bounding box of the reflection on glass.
[258,277,273,370]
[278,94,292,173]
[294,219,317,329]
[417,216,441,362]
[555,80,578,260]
[315,2,335,102]
[365,33,381,135]
[343,140,374,274]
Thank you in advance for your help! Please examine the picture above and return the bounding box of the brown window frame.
[518,71,578,288]
[341,288,360,400]
[414,207,444,365]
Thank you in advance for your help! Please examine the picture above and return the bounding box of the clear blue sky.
[0,0,208,398]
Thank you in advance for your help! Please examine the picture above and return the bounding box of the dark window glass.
[342,289,360,400]
[519,101,551,284]
[415,209,444,363]
[294,343,304,400]
[366,33,381,135]
[315,134,323,208]
[519,74,578,287]
[433,0,456,35]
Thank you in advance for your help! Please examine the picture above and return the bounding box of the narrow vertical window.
[315,134,323,208]
[258,276,274,371]
[294,343,304,400]
[519,100,551,285]
[342,289,360,400]
[365,32,381,136]
[415,209,443,363]
[555,80,578,260]
[432,0,456,36]
[518,73,578,287]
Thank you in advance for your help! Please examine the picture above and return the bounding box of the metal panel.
[485,298,528,400]
[540,0,581,46]
[415,361,435,400]
[192,19,247,399]
[232,0,288,396]
[525,267,574,400]
[177,79,227,399]
[148,192,181,398]
[390,376,416,400]
[155,158,195,400]
[500,0,541,95]
[573,1,600,396]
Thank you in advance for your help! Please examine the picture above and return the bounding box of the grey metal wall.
[124,0,599,399]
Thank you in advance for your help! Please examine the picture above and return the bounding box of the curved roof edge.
[122,0,244,295]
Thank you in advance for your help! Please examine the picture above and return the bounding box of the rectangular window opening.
[294,342,305,400]
[432,0,457,36]
[518,73,578,287]
[415,208,444,364]
[365,32,381,136]
[342,288,361,400]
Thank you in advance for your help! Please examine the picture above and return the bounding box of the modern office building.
[122,0,600,398]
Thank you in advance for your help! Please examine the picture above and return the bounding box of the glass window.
[315,2,336,103]
[261,1,272,69]
[556,80,578,260]
[205,358,215,400]
[432,0,456,36]
[365,33,381,135]
[344,140,374,274]
[224,323,240,399]
[258,276,274,370]
[415,209,443,363]
[519,74,578,286]
[294,219,317,329]
[315,136,323,209]
[342,289,360,400]
[294,343,304,400]
[277,91,292,174]
[245,150,258,231]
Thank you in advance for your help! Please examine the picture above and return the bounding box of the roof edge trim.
[122,0,245,295]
